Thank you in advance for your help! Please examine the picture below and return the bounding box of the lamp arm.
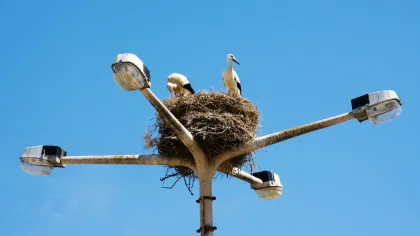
[214,112,355,168]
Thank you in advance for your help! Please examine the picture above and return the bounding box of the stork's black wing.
[183,83,195,94]
[236,81,242,95]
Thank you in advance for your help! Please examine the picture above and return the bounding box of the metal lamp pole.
[19,53,403,236]
[140,87,217,234]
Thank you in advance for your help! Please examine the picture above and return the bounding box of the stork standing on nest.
[222,54,241,98]
[166,73,195,98]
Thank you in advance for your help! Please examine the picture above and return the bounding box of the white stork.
[222,54,241,98]
[166,73,195,98]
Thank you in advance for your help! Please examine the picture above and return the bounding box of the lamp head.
[111,53,151,91]
[351,90,402,125]
[19,145,66,176]
[250,170,283,200]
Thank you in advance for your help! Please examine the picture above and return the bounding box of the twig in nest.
[160,172,179,182]
[160,167,197,195]
[183,176,194,196]
[161,176,182,189]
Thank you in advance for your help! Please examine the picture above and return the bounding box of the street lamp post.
[19,53,403,236]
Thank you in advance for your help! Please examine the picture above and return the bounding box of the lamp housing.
[111,53,151,91]
[351,90,402,125]
[250,170,283,200]
[19,145,66,176]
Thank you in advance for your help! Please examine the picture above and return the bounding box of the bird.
[166,73,196,98]
[222,54,241,98]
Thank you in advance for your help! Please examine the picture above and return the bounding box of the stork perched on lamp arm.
[222,54,241,98]
[166,73,196,98]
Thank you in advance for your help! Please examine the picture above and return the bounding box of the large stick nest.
[144,91,260,189]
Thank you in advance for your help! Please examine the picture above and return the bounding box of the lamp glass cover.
[255,186,283,200]
[20,160,53,176]
[367,100,402,125]
[112,63,146,90]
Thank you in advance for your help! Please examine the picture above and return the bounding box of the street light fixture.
[18,147,264,192]
[228,167,282,200]
[19,52,404,235]
[111,53,151,91]
[19,145,66,176]
[250,170,283,200]
[351,90,402,125]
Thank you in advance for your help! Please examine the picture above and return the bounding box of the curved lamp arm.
[214,112,355,168]
[222,167,263,187]
[139,88,210,175]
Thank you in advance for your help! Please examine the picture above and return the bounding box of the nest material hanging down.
[144,91,260,178]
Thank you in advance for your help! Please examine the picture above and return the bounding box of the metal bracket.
[352,108,368,123]
[196,196,216,203]
[196,225,217,233]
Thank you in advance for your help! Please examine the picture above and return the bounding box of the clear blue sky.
[1,0,419,235]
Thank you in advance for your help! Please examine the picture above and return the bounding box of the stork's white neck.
[227,59,233,68]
